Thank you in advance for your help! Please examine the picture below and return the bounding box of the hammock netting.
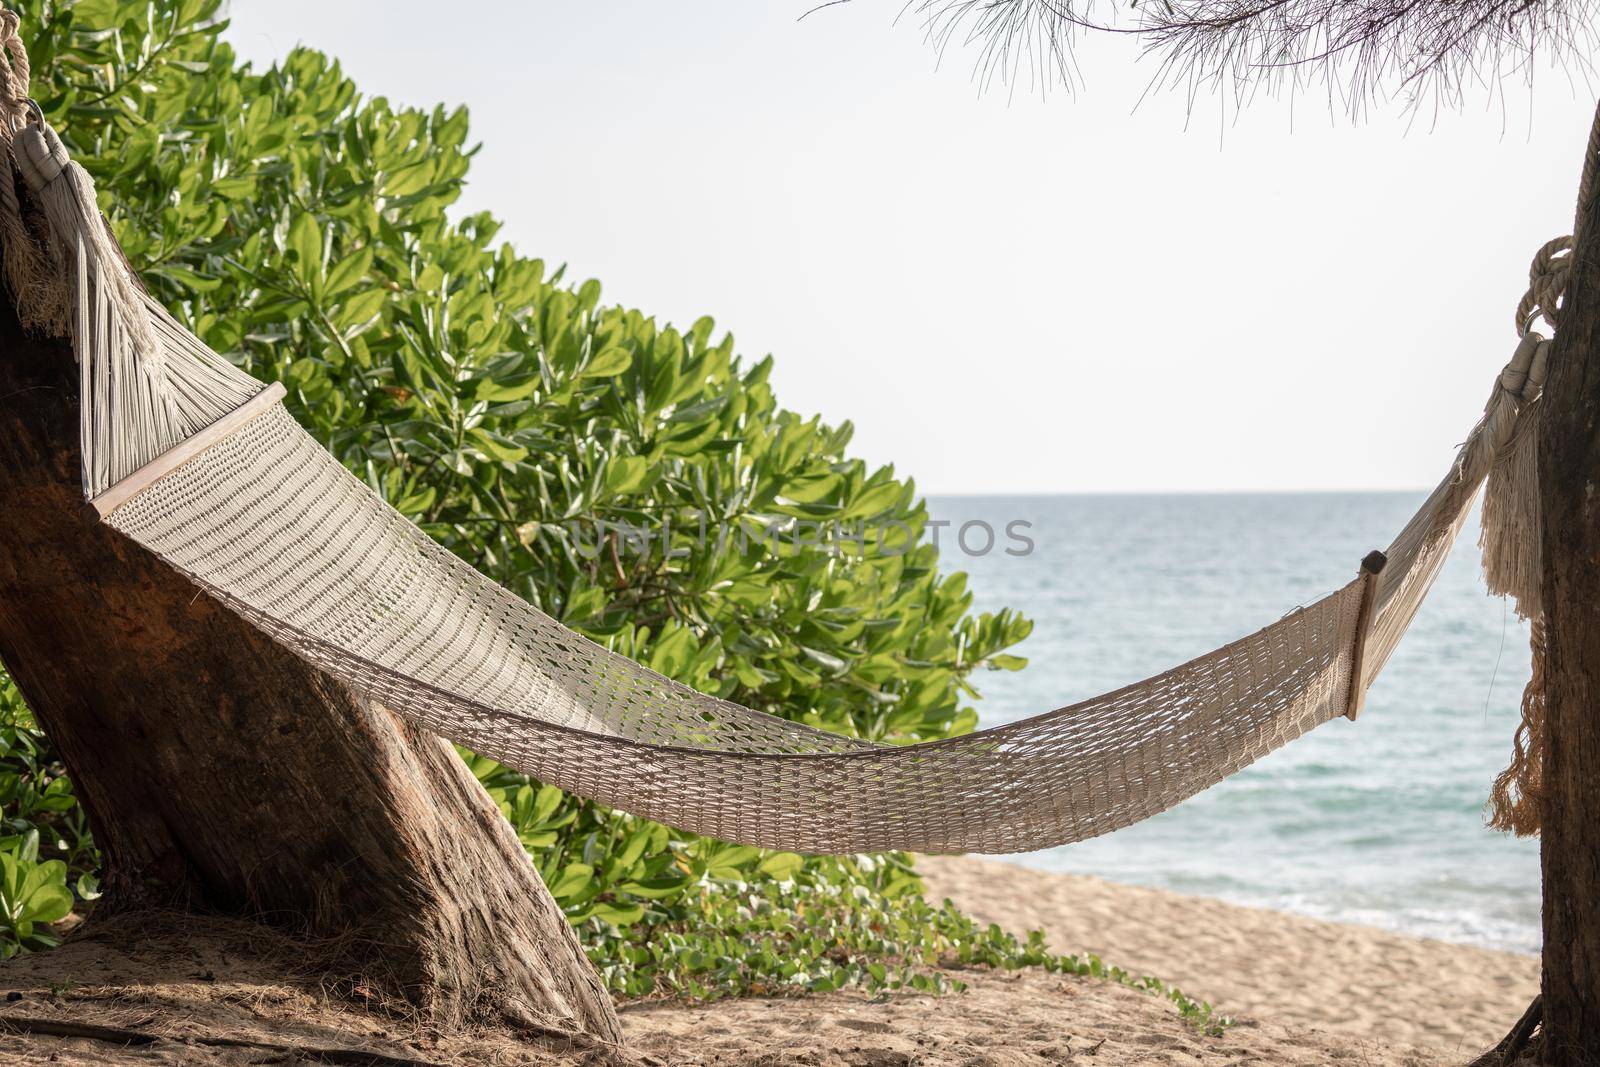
[0,107,1555,856]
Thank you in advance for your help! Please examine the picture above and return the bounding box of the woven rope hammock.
[0,34,1563,853]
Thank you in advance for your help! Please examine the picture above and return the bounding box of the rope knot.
[14,122,69,193]
[1517,235,1573,337]
[1497,332,1550,405]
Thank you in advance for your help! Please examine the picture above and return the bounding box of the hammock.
[0,112,1556,856]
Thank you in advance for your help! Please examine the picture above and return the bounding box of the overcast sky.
[226,2,1596,494]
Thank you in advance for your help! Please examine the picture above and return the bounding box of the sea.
[924,492,1541,955]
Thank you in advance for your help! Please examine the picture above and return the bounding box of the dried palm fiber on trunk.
[0,79,1555,854]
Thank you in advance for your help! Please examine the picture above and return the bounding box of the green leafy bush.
[0,829,73,958]
[0,667,97,957]
[0,0,1222,1030]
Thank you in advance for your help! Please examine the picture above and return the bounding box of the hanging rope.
[0,6,31,133]
[0,4,70,336]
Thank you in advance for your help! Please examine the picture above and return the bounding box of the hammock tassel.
[1478,332,1547,621]
[1481,396,1549,836]
[1480,255,1558,838]
[1488,620,1548,837]
[12,119,172,499]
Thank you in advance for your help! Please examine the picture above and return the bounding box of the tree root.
[1468,996,1542,1067]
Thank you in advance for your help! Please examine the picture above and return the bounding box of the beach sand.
[918,855,1538,1057]
[625,966,1443,1066]
[0,934,1460,1067]
[0,860,1537,1064]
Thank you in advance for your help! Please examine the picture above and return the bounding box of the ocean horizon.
[925,490,1541,955]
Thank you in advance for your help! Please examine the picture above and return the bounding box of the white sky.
[226,2,1596,494]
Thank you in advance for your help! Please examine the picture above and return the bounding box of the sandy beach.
[918,855,1539,1055]
[0,856,1538,1065]
[625,967,1440,1066]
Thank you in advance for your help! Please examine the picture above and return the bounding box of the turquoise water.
[925,492,1541,954]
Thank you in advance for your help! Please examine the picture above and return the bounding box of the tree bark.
[1535,121,1600,1065]
[0,261,622,1043]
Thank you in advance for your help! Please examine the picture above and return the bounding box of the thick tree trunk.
[1535,122,1600,1065]
[0,264,622,1043]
